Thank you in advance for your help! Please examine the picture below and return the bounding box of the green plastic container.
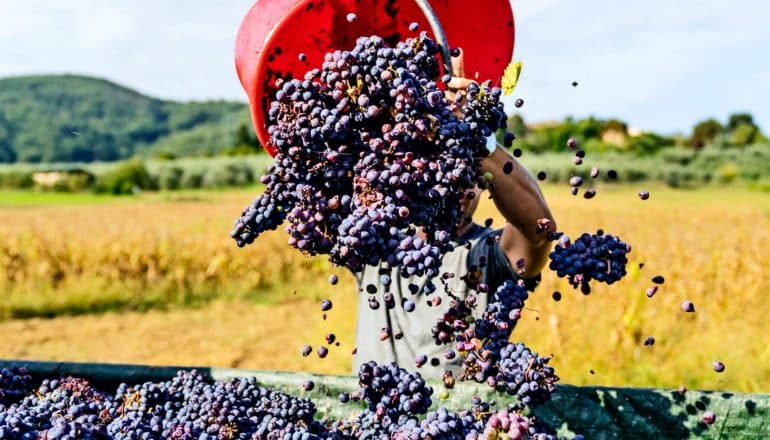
[1,359,767,439]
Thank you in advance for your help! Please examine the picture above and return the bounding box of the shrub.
[0,171,34,189]
[93,160,156,195]
[156,167,184,190]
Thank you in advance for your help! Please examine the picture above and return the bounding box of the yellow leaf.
[501,60,523,96]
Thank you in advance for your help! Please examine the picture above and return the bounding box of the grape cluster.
[483,408,557,440]
[231,32,507,277]
[428,278,559,409]
[0,366,32,406]
[0,370,320,440]
[473,280,530,353]
[0,376,113,439]
[354,361,433,437]
[106,370,319,439]
[548,230,631,293]
[431,294,478,345]
[494,343,558,409]
[390,402,555,440]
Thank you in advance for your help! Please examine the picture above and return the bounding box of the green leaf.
[501,61,523,96]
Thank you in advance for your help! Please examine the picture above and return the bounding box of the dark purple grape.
[644,336,655,346]
[503,132,515,147]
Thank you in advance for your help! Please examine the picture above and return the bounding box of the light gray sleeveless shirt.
[352,224,537,378]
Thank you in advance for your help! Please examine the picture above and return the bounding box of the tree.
[0,114,15,163]
[0,141,15,163]
[690,118,723,149]
[727,113,755,132]
[604,118,628,134]
[730,123,759,146]
[626,133,671,156]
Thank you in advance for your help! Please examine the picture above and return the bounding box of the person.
[352,51,557,378]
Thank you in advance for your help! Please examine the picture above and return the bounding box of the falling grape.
[644,336,655,346]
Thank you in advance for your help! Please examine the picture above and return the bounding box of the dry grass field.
[0,183,768,392]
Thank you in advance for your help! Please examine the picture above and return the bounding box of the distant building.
[32,169,94,189]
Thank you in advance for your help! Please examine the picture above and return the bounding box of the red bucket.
[235,0,515,156]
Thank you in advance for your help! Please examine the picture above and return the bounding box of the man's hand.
[444,49,476,117]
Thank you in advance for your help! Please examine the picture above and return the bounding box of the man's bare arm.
[480,146,556,279]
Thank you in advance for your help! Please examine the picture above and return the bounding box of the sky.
[1,0,768,134]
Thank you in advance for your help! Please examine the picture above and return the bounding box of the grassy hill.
[0,75,251,162]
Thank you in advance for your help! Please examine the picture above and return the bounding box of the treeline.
[506,112,768,155]
[0,156,273,195]
[0,75,259,163]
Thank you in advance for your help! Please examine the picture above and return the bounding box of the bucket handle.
[414,0,453,75]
